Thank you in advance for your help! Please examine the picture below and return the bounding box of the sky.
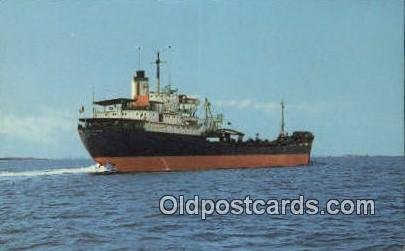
[0,0,403,158]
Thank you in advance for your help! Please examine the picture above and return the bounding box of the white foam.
[0,164,107,178]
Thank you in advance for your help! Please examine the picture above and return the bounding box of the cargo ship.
[78,52,314,172]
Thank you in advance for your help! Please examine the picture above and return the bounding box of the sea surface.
[0,157,403,250]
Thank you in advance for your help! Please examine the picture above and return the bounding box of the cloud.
[215,98,278,112]
[0,106,77,144]
[214,98,327,114]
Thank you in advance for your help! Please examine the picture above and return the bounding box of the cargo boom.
[78,52,314,172]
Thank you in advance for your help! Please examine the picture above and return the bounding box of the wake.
[0,164,108,178]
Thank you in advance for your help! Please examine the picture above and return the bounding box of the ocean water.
[0,157,403,250]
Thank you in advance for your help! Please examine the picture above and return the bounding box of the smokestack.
[131,70,150,107]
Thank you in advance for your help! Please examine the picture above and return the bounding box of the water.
[0,157,403,250]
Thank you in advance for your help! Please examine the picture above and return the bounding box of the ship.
[78,52,314,172]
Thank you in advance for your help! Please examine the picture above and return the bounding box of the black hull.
[78,118,314,158]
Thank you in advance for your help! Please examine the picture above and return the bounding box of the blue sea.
[0,156,403,250]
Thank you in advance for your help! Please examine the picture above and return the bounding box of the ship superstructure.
[78,52,314,172]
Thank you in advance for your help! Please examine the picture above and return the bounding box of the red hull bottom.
[95,154,310,172]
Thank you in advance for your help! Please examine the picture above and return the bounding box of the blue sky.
[0,0,403,158]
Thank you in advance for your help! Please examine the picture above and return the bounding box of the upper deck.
[79,52,238,138]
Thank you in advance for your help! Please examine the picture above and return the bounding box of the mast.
[155,51,161,94]
[153,46,171,94]
[204,98,210,128]
[204,98,214,131]
[280,100,285,136]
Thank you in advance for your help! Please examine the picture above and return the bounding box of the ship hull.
[78,118,314,173]
[95,154,310,172]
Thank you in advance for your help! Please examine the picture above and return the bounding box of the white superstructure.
[81,52,225,136]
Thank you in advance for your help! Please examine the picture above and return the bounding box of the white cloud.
[215,98,279,112]
[215,98,277,112]
[214,98,326,114]
[0,106,77,144]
